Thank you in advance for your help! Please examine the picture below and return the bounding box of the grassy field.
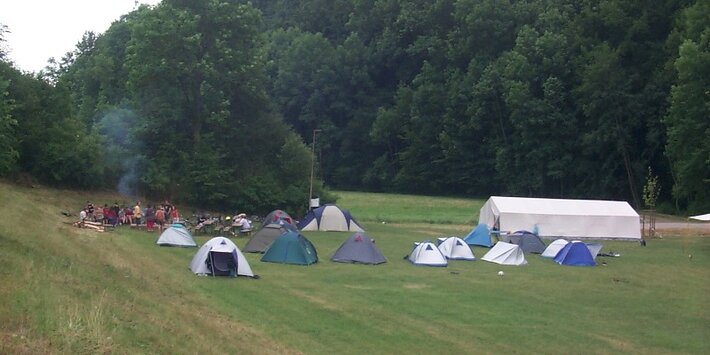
[1,182,708,354]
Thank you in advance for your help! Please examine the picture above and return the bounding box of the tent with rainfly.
[331,233,386,264]
[437,237,475,260]
[156,224,198,247]
[299,204,365,232]
[407,241,448,267]
[554,241,596,266]
[542,239,603,260]
[243,222,298,253]
[464,224,494,247]
[541,239,570,258]
[481,242,527,266]
[189,237,255,277]
[261,231,318,265]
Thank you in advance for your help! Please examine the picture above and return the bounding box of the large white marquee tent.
[478,196,641,240]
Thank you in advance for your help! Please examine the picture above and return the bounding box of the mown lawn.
[1,182,708,354]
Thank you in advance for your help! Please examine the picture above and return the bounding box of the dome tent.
[243,222,298,253]
[156,224,197,247]
[541,239,570,258]
[554,241,596,266]
[189,237,255,277]
[503,230,546,253]
[331,233,386,265]
[437,237,475,261]
[262,210,295,226]
[464,224,494,247]
[261,231,318,265]
[407,241,448,267]
[298,205,364,232]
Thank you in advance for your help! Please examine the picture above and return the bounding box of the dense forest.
[1,0,708,214]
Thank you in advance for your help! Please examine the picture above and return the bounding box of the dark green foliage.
[1,0,708,212]
[56,1,317,214]
[664,1,710,212]
[255,0,708,210]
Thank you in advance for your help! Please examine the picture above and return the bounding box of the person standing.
[155,206,166,232]
[145,204,155,232]
[170,205,179,224]
[133,201,142,226]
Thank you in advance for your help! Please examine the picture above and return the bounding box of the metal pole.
[309,129,321,207]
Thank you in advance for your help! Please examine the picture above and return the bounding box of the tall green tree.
[665,0,710,212]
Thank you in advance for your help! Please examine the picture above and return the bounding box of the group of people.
[79,200,180,232]
[194,212,252,234]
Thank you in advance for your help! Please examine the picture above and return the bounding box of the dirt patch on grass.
[403,283,428,289]
[343,284,374,290]
[654,223,710,237]
[290,289,339,311]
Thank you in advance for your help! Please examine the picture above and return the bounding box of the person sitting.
[239,217,252,235]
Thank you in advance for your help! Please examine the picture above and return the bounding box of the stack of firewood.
[75,220,105,232]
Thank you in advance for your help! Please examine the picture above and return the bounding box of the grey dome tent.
[331,233,386,264]
[156,224,197,247]
[503,231,546,253]
[243,222,298,253]
[262,209,295,226]
[189,237,255,277]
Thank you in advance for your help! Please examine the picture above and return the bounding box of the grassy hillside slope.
[1,182,708,354]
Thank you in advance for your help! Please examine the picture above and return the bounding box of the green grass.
[334,191,483,225]
[1,182,708,354]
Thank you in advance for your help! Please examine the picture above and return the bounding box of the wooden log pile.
[74,220,105,232]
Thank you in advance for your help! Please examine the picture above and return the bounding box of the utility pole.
[309,129,322,209]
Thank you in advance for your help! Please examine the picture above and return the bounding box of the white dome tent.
[189,237,255,277]
[437,237,475,261]
[407,241,448,267]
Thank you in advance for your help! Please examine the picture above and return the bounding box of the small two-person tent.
[156,224,197,247]
[331,233,386,264]
[407,241,448,267]
[481,242,527,266]
[261,231,318,265]
[554,241,596,266]
[503,231,546,253]
[298,205,365,232]
[263,209,295,226]
[464,224,494,247]
[189,237,255,277]
[437,237,475,260]
[542,239,603,260]
[479,196,641,240]
[243,222,298,253]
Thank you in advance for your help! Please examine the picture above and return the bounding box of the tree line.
[0,0,708,214]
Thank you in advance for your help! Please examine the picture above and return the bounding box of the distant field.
[1,182,708,354]
[334,190,484,225]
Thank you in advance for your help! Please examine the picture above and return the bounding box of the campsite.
[1,182,708,354]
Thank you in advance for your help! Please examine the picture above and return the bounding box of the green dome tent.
[261,231,318,265]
